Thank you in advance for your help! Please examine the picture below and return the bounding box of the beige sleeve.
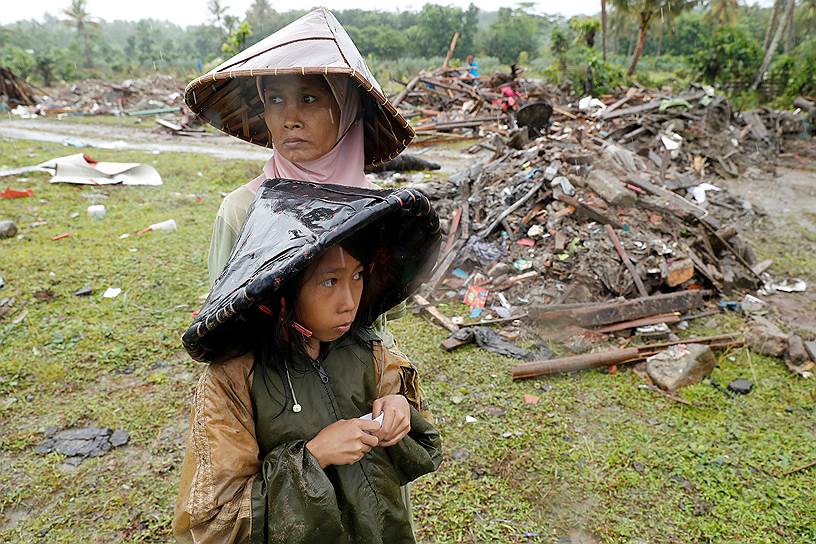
[208,187,255,286]
[173,355,259,544]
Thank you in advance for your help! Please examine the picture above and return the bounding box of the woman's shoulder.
[216,186,255,234]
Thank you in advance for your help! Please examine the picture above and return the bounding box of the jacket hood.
[183,178,441,362]
[184,7,414,167]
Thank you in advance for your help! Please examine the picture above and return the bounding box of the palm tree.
[611,0,699,75]
[62,0,99,67]
[783,0,796,52]
[764,0,782,51]
[753,0,795,89]
[208,0,230,33]
[705,0,740,25]
[601,0,608,60]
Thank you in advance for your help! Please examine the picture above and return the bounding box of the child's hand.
[371,394,411,447]
[306,419,380,469]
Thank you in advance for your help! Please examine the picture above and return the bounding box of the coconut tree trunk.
[764,0,782,51]
[754,0,796,90]
[627,13,651,76]
[601,0,608,61]
[783,0,795,53]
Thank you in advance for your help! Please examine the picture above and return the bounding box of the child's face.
[262,74,341,163]
[295,246,364,343]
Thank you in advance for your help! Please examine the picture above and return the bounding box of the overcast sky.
[1,0,776,25]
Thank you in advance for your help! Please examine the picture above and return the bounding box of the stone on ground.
[646,343,716,392]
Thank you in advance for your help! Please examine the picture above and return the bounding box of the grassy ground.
[1,137,815,543]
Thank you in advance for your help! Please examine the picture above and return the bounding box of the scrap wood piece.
[413,294,459,333]
[605,224,649,298]
[442,32,461,69]
[555,193,623,229]
[698,219,764,283]
[511,332,743,380]
[594,313,681,334]
[391,74,422,108]
[156,118,183,132]
[528,289,712,329]
[428,239,464,291]
[478,182,546,237]
[600,91,705,120]
[626,176,716,227]
[442,207,462,256]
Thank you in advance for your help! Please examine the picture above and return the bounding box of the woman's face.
[262,74,341,163]
[295,246,364,345]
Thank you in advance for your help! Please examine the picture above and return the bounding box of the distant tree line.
[0,0,814,106]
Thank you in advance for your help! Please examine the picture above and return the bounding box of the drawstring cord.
[284,360,302,413]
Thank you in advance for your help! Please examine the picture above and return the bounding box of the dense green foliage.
[0,1,815,105]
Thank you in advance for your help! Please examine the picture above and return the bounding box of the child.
[173,179,443,543]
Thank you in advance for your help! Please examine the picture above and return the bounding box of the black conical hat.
[183,179,441,362]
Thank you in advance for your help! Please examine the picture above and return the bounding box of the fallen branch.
[605,224,649,298]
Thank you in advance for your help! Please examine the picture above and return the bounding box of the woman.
[173,179,443,543]
[182,8,414,287]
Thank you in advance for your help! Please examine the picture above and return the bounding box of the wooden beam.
[527,289,712,329]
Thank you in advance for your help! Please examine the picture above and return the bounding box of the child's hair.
[250,235,375,418]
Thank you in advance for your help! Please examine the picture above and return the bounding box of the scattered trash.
[35,426,129,466]
[463,285,489,309]
[87,205,106,220]
[740,294,766,313]
[464,415,478,424]
[1,187,33,199]
[771,278,807,293]
[523,394,540,405]
[74,285,93,297]
[102,287,122,299]
[51,232,71,241]
[139,219,177,234]
[442,326,533,359]
[688,183,722,204]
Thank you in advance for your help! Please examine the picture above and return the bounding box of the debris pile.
[380,76,815,383]
[0,66,38,110]
[35,74,184,116]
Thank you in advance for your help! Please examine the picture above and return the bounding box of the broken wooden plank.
[593,313,681,333]
[156,118,183,132]
[413,294,459,333]
[442,207,462,256]
[605,224,649,298]
[478,182,545,237]
[555,193,623,229]
[391,74,422,108]
[528,289,712,329]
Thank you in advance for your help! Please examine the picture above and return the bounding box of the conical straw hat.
[184,8,414,166]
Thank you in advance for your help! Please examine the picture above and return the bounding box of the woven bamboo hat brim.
[184,8,414,167]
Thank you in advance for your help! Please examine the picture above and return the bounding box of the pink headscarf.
[246,75,371,193]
